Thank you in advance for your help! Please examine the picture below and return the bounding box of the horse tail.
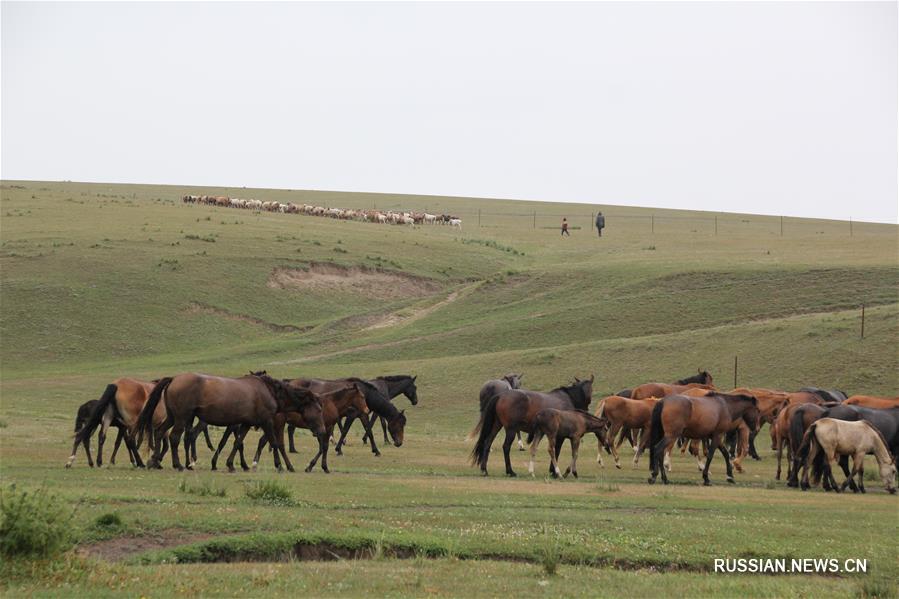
[136,377,172,448]
[470,394,500,468]
[596,397,607,419]
[805,423,825,485]
[74,384,118,445]
[789,407,809,457]
[647,399,665,472]
[469,391,498,440]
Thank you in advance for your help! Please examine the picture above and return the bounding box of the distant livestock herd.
[181,195,463,227]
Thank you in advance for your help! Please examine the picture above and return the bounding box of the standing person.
[595,211,605,237]
[561,217,570,236]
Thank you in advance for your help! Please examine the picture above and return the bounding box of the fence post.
[733,355,738,388]
[715,214,718,235]
[591,212,594,232]
[861,304,865,339]
[850,217,853,237]
[651,214,655,234]
[533,211,536,229]
[780,216,783,236]
[478,209,481,227]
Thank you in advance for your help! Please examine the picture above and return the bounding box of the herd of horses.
[65,368,897,494]
[470,371,898,494]
[180,195,463,227]
[67,372,416,474]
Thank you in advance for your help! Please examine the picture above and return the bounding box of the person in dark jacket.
[595,212,605,237]
[561,218,570,236]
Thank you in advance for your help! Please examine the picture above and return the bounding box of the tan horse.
[70,378,166,468]
[844,395,899,410]
[528,409,610,478]
[801,418,897,494]
[595,395,659,468]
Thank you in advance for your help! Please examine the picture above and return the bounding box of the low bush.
[0,485,74,559]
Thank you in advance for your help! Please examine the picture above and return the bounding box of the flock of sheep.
[181,195,463,227]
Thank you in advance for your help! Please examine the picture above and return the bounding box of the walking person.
[595,211,605,237]
[561,218,570,236]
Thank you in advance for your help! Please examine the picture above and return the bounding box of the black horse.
[334,378,408,452]
[800,387,849,404]
[65,399,137,468]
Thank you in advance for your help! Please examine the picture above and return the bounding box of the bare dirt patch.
[268,263,441,299]
[186,302,310,333]
[78,529,217,562]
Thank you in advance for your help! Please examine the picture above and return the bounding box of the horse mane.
[347,378,401,418]
[380,375,413,383]
[676,371,711,385]
[552,380,592,409]
[859,420,895,464]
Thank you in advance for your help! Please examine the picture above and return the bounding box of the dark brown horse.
[471,373,525,450]
[66,399,135,468]
[331,375,416,453]
[529,408,610,478]
[471,375,594,477]
[616,370,713,398]
[647,393,758,485]
[252,380,371,473]
[137,373,324,472]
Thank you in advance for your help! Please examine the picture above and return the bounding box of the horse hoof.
[65,463,72,469]
[703,480,711,486]
[374,452,381,457]
[507,471,517,478]
[615,464,621,470]
[227,467,235,473]
[647,477,655,485]
[323,468,330,474]
[304,467,313,473]
[726,477,735,484]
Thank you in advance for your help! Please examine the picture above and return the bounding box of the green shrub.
[93,512,124,530]
[178,479,227,498]
[0,485,74,559]
[245,480,293,505]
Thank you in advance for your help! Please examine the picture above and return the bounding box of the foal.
[529,409,610,478]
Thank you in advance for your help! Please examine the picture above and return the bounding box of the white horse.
[802,418,896,494]
[449,218,462,229]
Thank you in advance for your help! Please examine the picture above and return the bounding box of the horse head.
[503,373,523,389]
[403,376,419,405]
[387,409,407,447]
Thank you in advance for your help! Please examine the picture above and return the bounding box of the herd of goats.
[66,369,898,494]
[181,195,463,227]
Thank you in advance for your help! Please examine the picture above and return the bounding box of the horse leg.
[203,424,214,451]
[109,428,125,465]
[689,440,703,472]
[649,436,675,484]
[839,455,859,492]
[528,431,542,476]
[841,453,862,492]
[210,426,233,471]
[502,429,518,477]
[608,423,623,469]
[479,421,502,476]
[732,424,749,474]
[700,434,721,486]
[96,408,113,467]
[124,432,142,467]
[717,439,736,484]
[335,415,356,455]
[362,414,381,457]
[564,437,580,478]
[517,430,525,451]
[547,433,561,478]
[306,426,332,473]
[381,415,389,445]
[260,421,289,472]
[252,432,268,472]
[287,424,298,453]
[775,431,784,481]
[225,425,249,473]
[169,425,186,471]
[318,431,330,474]
[748,428,761,460]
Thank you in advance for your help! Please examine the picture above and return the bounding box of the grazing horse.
[72,378,165,468]
[253,381,371,473]
[137,373,324,472]
[334,374,418,450]
[594,395,659,468]
[819,404,899,463]
[784,402,849,488]
[66,400,135,468]
[647,393,759,486]
[291,377,405,457]
[800,418,897,494]
[844,395,899,410]
[471,373,525,449]
[470,375,594,477]
[529,409,610,478]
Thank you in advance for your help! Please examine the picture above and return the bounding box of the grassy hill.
[1,180,897,596]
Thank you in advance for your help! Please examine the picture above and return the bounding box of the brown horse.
[137,373,324,472]
[647,393,758,485]
[529,409,610,478]
[252,380,371,473]
[471,375,594,477]
[616,370,713,398]
[844,395,899,410]
[594,395,659,468]
[784,402,854,489]
[72,378,167,468]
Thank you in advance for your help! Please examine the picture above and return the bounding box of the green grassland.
[1,180,897,597]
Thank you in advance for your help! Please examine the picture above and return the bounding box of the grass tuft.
[244,480,293,506]
[0,485,74,559]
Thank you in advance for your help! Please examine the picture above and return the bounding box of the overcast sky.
[2,2,896,222]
